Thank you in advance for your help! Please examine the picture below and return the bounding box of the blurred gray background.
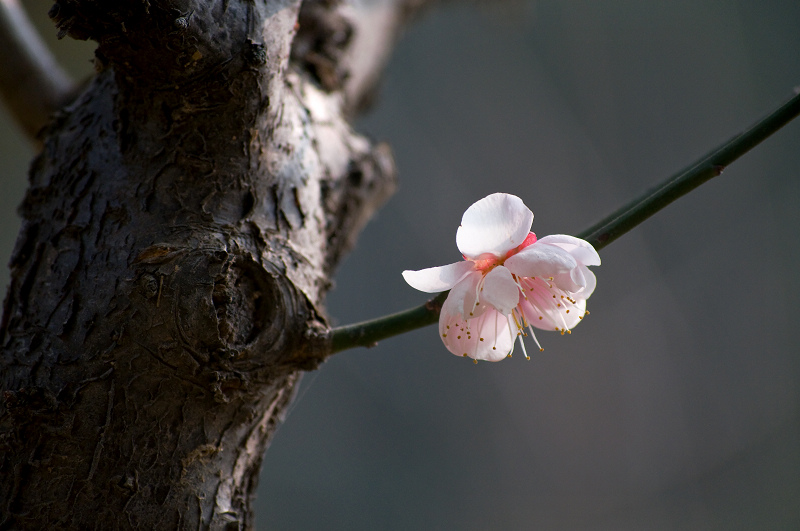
[2,1,799,529]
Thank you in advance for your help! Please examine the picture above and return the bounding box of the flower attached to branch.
[403,193,600,362]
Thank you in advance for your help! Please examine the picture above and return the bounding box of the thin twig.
[330,90,800,354]
[0,0,75,142]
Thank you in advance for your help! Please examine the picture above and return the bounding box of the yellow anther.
[479,337,484,341]
[565,310,570,313]
[473,359,478,364]
[538,316,543,320]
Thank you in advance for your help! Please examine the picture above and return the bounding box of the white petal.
[439,302,514,361]
[481,266,520,315]
[402,261,475,293]
[504,242,577,279]
[517,276,587,332]
[577,266,597,298]
[456,193,533,259]
[447,271,489,320]
[537,234,601,266]
[550,268,584,292]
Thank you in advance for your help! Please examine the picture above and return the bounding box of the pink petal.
[578,266,597,297]
[517,277,587,331]
[455,193,533,259]
[537,234,601,266]
[447,271,489,320]
[481,266,520,315]
[402,261,475,293]
[439,301,514,361]
[503,242,578,279]
[551,268,584,292]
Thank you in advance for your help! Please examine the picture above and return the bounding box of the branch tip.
[330,90,800,355]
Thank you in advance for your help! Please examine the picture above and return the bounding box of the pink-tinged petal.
[549,265,587,292]
[447,271,490,320]
[537,234,601,266]
[402,261,475,293]
[481,266,520,315]
[522,296,586,331]
[456,193,533,259]
[549,271,582,293]
[503,242,577,279]
[517,277,587,332]
[577,266,597,298]
[439,301,514,361]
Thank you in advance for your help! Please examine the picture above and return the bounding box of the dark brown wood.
[0,0,424,528]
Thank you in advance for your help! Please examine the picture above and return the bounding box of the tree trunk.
[0,1,420,528]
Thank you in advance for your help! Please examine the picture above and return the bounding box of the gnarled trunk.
[0,0,417,528]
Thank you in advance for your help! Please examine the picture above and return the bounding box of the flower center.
[469,232,537,272]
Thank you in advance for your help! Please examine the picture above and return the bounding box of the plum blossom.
[402,193,599,362]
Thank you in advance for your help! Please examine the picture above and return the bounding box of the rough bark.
[0,0,424,528]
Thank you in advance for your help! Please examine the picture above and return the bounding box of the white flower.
[403,193,600,362]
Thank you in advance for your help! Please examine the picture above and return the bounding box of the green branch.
[330,91,800,354]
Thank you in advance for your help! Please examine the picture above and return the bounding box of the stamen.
[527,325,544,352]
[511,311,523,330]
[506,314,516,357]
[511,275,527,300]
[517,330,530,360]
[473,276,484,313]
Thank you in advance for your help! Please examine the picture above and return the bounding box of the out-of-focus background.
[2,1,799,529]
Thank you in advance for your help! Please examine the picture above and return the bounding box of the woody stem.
[330,90,800,354]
